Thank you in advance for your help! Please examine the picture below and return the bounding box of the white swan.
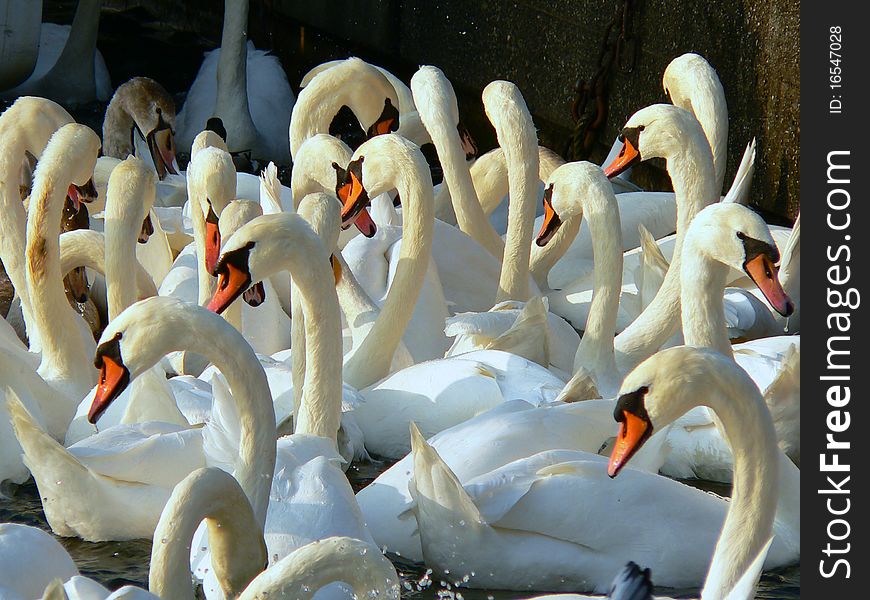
[336,133,451,374]
[176,0,294,163]
[199,212,377,596]
[407,346,799,594]
[1,0,111,104]
[659,203,798,479]
[8,295,277,541]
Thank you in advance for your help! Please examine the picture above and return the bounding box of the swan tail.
[556,366,600,403]
[409,422,484,526]
[40,579,69,600]
[722,138,757,205]
[638,224,670,275]
[486,297,550,367]
[259,162,284,215]
[607,562,654,600]
[7,389,87,479]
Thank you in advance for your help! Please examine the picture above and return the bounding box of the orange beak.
[339,168,372,230]
[149,127,178,180]
[744,254,794,317]
[366,98,400,138]
[208,261,251,314]
[204,204,221,275]
[88,356,130,424]
[603,137,641,178]
[608,411,652,477]
[535,185,562,247]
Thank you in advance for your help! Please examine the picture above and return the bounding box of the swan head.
[88,297,191,422]
[337,134,422,229]
[208,213,332,314]
[662,53,715,107]
[36,124,100,212]
[5,97,74,158]
[608,346,754,477]
[686,203,794,317]
[106,156,158,244]
[188,146,236,274]
[191,128,229,159]
[603,104,706,177]
[536,161,612,246]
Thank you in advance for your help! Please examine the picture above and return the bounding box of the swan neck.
[25,151,94,397]
[0,134,36,342]
[495,120,538,303]
[150,468,266,600]
[344,159,433,389]
[188,181,216,305]
[572,190,622,384]
[700,378,779,599]
[46,0,101,86]
[680,246,733,358]
[614,143,717,372]
[419,88,503,259]
[175,311,277,525]
[102,98,135,160]
[104,196,143,320]
[214,0,257,150]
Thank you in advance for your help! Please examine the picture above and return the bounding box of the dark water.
[2,463,798,599]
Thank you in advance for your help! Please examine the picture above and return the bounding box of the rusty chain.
[565,0,637,161]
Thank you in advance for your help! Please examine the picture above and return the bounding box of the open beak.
[148,127,178,180]
[88,355,131,424]
[603,137,641,178]
[204,203,221,275]
[744,254,794,317]
[208,261,252,314]
[366,98,400,138]
[64,266,90,304]
[608,410,652,477]
[458,122,478,161]
[330,254,343,285]
[66,179,97,212]
[138,214,154,244]
[535,185,562,247]
[243,281,266,307]
[338,162,372,230]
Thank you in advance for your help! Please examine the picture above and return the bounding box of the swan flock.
[0,2,800,599]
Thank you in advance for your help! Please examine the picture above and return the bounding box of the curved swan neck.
[571,185,623,388]
[412,68,504,259]
[104,161,155,320]
[102,98,135,160]
[614,136,717,373]
[699,371,779,599]
[289,60,395,158]
[484,82,538,302]
[238,537,399,600]
[59,229,157,299]
[0,99,72,347]
[26,128,97,398]
[214,0,258,153]
[343,145,434,389]
[680,241,733,358]
[150,468,266,600]
[141,303,276,524]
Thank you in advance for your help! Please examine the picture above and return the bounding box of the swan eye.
[736,231,746,240]
[245,242,255,251]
